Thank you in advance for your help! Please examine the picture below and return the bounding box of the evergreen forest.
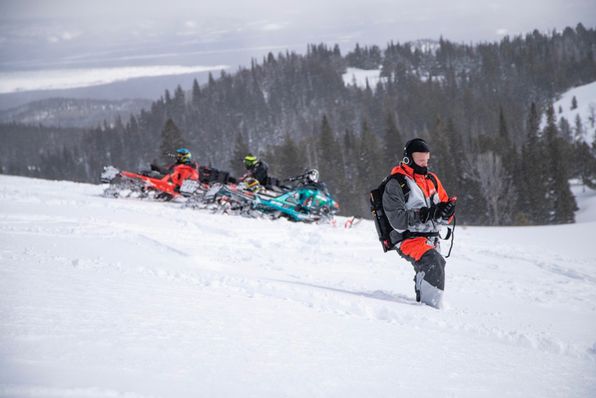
[2,24,596,225]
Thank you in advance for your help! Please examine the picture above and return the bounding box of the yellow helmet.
[244,154,258,169]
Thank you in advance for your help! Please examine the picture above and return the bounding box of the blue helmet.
[176,148,192,164]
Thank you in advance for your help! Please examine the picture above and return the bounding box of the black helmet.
[402,138,430,165]
[402,138,430,175]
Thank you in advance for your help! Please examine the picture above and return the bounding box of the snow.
[1,175,595,397]
[0,65,229,94]
[543,80,596,143]
[571,180,596,223]
[341,66,444,89]
[342,67,384,89]
[410,39,441,54]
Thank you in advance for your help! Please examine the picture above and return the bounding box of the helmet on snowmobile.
[176,148,192,164]
[305,169,319,183]
[402,138,430,165]
[244,154,258,169]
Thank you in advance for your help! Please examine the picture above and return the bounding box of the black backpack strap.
[427,173,438,191]
[386,173,410,200]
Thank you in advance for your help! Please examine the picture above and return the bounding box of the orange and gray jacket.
[382,163,451,244]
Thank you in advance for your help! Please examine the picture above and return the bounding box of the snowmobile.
[258,184,339,222]
[100,164,201,201]
[198,179,265,216]
[206,170,340,223]
[179,166,234,207]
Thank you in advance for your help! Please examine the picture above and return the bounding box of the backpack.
[369,172,438,253]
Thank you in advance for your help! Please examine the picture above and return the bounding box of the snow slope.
[544,80,596,143]
[1,175,595,397]
[342,67,384,89]
[571,180,596,223]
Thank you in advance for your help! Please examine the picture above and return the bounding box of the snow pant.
[397,237,446,308]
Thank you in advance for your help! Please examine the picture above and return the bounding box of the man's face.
[412,152,430,167]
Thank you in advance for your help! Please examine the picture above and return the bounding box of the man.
[301,169,329,194]
[169,148,199,188]
[295,169,330,212]
[382,138,456,308]
[151,148,199,188]
[242,154,269,186]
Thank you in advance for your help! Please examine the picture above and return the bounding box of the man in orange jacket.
[151,148,199,190]
[382,138,456,308]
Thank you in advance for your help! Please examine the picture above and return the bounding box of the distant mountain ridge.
[0,97,152,128]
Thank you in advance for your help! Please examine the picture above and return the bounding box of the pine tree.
[443,118,465,195]
[498,107,510,145]
[558,117,573,141]
[354,119,383,215]
[574,141,596,188]
[495,106,517,169]
[164,89,172,106]
[339,128,362,216]
[574,114,585,141]
[429,116,450,176]
[172,85,186,124]
[127,115,139,133]
[383,113,403,167]
[519,102,548,224]
[192,79,201,107]
[277,134,306,178]
[317,115,345,195]
[588,105,596,128]
[230,132,250,177]
[159,118,187,162]
[571,95,578,110]
[544,104,576,223]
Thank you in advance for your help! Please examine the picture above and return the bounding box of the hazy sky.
[2,0,594,42]
[3,0,594,26]
[0,0,594,95]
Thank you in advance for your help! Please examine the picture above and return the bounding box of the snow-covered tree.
[468,151,515,225]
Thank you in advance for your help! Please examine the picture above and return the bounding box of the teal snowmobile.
[206,169,340,222]
[257,170,339,222]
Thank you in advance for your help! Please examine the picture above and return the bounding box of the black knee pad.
[417,250,446,290]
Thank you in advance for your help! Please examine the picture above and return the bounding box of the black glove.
[419,205,440,223]
[437,201,456,219]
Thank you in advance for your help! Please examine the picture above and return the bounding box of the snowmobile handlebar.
[284,175,302,182]
[284,172,310,183]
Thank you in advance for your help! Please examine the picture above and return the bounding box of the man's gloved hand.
[437,201,456,219]
[420,200,456,223]
[419,205,440,223]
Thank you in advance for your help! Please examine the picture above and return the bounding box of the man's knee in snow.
[418,250,445,290]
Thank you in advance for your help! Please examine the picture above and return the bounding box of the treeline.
[2,24,596,225]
